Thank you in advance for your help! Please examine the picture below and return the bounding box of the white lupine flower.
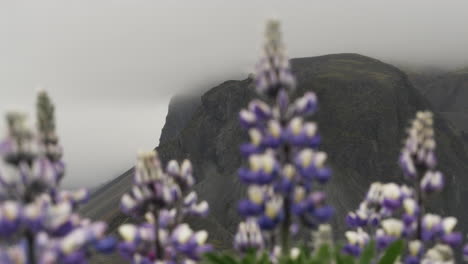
[403,198,417,215]
[409,240,423,256]
[119,224,138,242]
[381,218,404,237]
[249,128,262,146]
[422,244,454,264]
[268,120,282,138]
[299,149,313,167]
[311,224,334,251]
[240,109,257,125]
[249,155,262,171]
[248,185,265,204]
[195,230,208,244]
[289,117,303,135]
[303,122,317,137]
[262,154,275,173]
[314,152,327,168]
[424,214,442,230]
[174,224,193,244]
[293,186,306,202]
[282,164,295,180]
[366,182,383,202]
[132,186,144,201]
[191,201,209,215]
[290,247,300,260]
[3,201,19,220]
[265,196,283,219]
[382,183,401,200]
[184,192,197,205]
[345,228,369,246]
[442,217,457,233]
[166,160,180,175]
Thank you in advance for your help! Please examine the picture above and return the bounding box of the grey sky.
[0,1,467,187]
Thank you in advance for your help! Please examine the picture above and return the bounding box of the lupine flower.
[235,19,333,256]
[422,244,454,264]
[405,240,424,264]
[234,219,264,253]
[310,224,334,254]
[463,243,468,262]
[118,151,211,263]
[344,111,464,262]
[375,218,404,249]
[0,90,114,264]
[343,228,370,256]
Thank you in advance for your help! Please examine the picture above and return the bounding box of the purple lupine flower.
[463,243,468,261]
[344,111,464,261]
[343,228,370,256]
[421,244,454,264]
[118,151,211,263]
[0,90,114,264]
[235,20,333,256]
[404,240,423,264]
[254,20,295,96]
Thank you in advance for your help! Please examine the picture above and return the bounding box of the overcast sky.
[1,1,467,188]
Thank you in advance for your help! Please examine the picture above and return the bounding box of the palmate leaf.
[378,240,404,264]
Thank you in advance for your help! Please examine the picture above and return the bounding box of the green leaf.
[241,249,256,264]
[203,252,239,264]
[257,251,271,264]
[378,240,404,264]
[359,241,376,264]
[221,254,240,264]
[314,244,332,263]
[335,253,356,264]
[334,244,355,264]
[203,252,225,264]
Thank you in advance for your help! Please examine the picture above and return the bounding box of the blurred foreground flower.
[0,90,115,264]
[118,151,211,263]
[236,19,333,259]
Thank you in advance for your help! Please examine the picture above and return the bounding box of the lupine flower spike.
[118,151,211,263]
[345,111,463,263]
[0,90,115,264]
[236,19,333,259]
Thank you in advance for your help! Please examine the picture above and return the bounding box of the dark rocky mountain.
[84,54,468,263]
[159,94,201,144]
[408,68,468,133]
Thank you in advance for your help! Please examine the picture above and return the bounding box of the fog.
[0,1,467,187]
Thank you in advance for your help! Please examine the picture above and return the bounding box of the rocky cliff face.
[409,68,468,132]
[159,94,201,144]
[84,54,468,262]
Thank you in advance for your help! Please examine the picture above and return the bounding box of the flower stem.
[26,231,36,264]
[153,209,162,260]
[415,165,425,240]
[278,87,291,255]
[281,197,291,255]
